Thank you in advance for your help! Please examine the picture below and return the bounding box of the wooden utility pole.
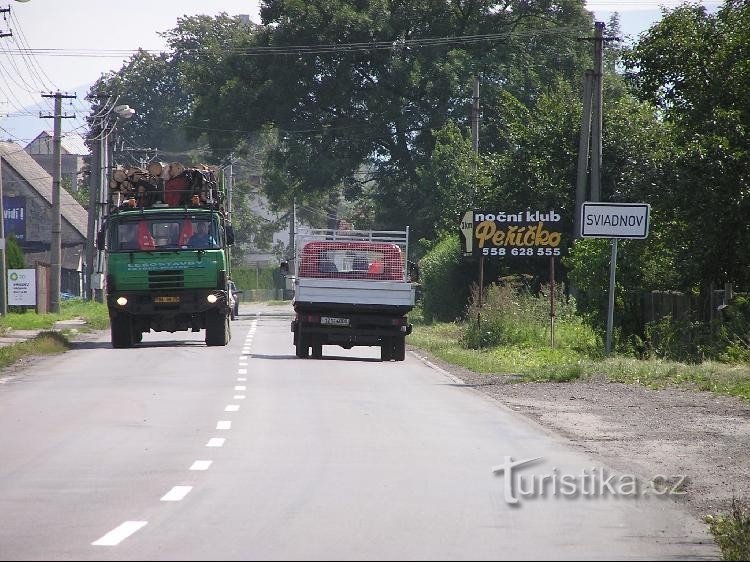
[471,75,484,326]
[41,91,76,313]
[590,21,605,203]
[574,70,595,239]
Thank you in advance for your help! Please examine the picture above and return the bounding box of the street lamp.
[86,102,136,301]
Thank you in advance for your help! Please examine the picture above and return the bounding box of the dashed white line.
[206,437,226,447]
[224,404,240,412]
[235,385,247,391]
[234,395,246,400]
[92,521,148,546]
[240,355,248,361]
[238,369,247,375]
[237,377,247,382]
[161,486,193,502]
[216,420,232,430]
[190,460,213,471]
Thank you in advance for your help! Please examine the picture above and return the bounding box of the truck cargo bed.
[293,277,415,312]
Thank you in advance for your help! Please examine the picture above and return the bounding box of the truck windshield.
[113,217,221,251]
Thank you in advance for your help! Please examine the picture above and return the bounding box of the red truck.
[288,229,415,361]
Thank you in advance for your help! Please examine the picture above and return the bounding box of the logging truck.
[97,161,235,348]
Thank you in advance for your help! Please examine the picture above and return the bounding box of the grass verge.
[409,322,750,401]
[0,299,109,333]
[0,331,70,370]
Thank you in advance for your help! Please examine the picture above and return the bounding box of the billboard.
[460,209,565,258]
[8,268,36,306]
[3,196,26,241]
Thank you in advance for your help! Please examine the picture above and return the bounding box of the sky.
[0,0,723,144]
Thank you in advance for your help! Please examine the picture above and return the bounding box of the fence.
[237,288,286,303]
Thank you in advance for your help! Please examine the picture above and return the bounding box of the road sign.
[581,202,650,239]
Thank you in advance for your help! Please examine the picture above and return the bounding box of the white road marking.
[224,404,240,412]
[92,521,148,546]
[161,486,193,502]
[235,385,247,391]
[410,351,467,385]
[206,437,226,447]
[234,395,246,400]
[216,420,232,430]
[238,369,247,375]
[190,460,213,471]
[237,377,247,381]
[240,355,248,361]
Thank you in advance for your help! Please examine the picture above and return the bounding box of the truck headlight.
[116,296,128,307]
[207,294,218,304]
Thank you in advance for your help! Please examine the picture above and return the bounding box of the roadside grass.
[0,299,109,333]
[408,322,750,401]
[705,499,750,561]
[0,331,70,370]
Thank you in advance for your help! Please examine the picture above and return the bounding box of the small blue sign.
[3,196,26,241]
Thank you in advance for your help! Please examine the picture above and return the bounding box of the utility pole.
[574,70,595,239]
[0,154,7,315]
[41,91,76,313]
[590,21,605,203]
[471,75,484,327]
[0,7,11,39]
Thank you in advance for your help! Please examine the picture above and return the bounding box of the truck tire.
[393,336,406,361]
[380,338,392,361]
[295,328,309,359]
[205,310,231,346]
[312,341,323,359]
[111,314,133,349]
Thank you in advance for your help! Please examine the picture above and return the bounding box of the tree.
[187,0,594,241]
[623,1,750,289]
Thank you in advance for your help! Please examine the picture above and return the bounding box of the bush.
[462,278,600,356]
[419,234,473,323]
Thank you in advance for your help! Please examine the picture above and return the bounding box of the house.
[0,141,89,296]
[24,131,89,191]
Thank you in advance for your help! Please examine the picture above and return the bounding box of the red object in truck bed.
[298,241,404,281]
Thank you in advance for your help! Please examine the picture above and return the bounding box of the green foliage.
[5,235,25,270]
[419,234,472,323]
[623,1,750,289]
[705,499,750,561]
[0,300,108,332]
[231,265,280,292]
[462,279,601,356]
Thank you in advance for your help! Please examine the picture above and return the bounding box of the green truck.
[97,164,235,348]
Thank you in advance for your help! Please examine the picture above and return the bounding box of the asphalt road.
[0,307,718,560]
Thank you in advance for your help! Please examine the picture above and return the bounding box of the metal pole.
[550,255,555,348]
[605,238,618,355]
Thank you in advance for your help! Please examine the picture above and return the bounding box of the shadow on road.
[250,353,382,363]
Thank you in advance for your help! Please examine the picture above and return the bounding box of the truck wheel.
[312,342,323,359]
[393,336,406,361]
[206,310,230,346]
[380,338,392,361]
[295,329,309,359]
[111,314,133,349]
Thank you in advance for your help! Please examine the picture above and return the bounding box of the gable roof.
[25,131,90,156]
[0,141,88,237]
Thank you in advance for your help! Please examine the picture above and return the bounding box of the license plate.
[321,316,349,326]
[154,296,180,304]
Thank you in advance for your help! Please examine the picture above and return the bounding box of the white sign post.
[8,268,36,307]
[580,202,651,355]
